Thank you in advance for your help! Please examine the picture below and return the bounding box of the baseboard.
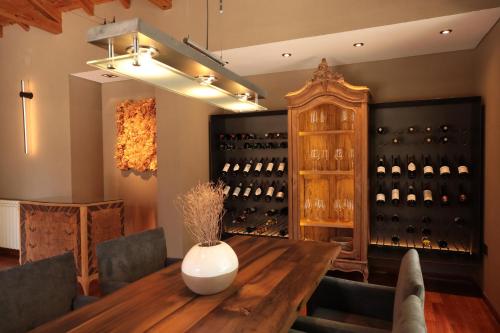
[0,247,19,257]
[483,293,500,324]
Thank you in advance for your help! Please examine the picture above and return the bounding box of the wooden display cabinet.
[286,59,370,280]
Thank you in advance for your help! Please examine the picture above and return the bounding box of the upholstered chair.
[0,252,98,333]
[96,227,167,295]
[292,249,426,333]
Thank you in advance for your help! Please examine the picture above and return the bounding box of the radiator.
[0,200,20,250]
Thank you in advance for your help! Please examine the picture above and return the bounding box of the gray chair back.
[0,252,77,333]
[97,228,167,286]
[393,294,427,333]
[393,249,425,321]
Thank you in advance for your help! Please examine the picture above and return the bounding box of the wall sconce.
[19,80,33,155]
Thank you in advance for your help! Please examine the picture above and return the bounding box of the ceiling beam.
[148,0,172,10]
[118,0,131,9]
[78,0,95,16]
[28,0,62,23]
[0,8,62,34]
[18,23,30,31]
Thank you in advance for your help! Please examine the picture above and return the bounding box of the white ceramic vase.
[181,241,239,295]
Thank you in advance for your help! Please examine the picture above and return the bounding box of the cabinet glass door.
[297,104,356,255]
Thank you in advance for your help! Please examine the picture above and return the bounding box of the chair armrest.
[293,316,390,333]
[100,280,130,296]
[309,277,395,321]
[72,295,99,310]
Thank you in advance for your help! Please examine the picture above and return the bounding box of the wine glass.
[310,110,318,130]
[304,198,312,219]
[348,148,355,170]
[340,110,349,130]
[348,111,355,130]
[319,110,327,130]
[334,148,344,171]
[334,199,342,221]
[315,199,326,220]
[310,149,320,170]
[321,149,329,170]
[343,199,354,222]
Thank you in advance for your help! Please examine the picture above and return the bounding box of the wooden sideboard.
[19,200,125,295]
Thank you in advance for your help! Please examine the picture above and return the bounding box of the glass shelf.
[300,219,354,229]
[299,170,354,176]
[299,130,354,136]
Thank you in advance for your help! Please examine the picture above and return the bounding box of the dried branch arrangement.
[176,182,226,246]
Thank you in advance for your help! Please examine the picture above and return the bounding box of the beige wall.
[156,89,219,258]
[476,21,500,316]
[69,76,104,203]
[101,80,157,235]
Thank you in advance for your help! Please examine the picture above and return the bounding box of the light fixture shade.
[87,18,267,112]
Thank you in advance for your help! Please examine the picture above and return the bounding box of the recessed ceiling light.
[282,52,292,58]
[102,73,119,78]
[353,42,364,47]
[440,29,452,35]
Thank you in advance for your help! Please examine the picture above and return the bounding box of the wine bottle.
[221,161,231,176]
[276,158,287,177]
[222,183,231,197]
[376,156,386,178]
[253,182,264,201]
[265,208,278,216]
[376,127,386,135]
[392,155,402,178]
[265,181,276,202]
[425,126,432,133]
[408,126,416,134]
[265,158,275,177]
[439,136,449,144]
[253,158,265,176]
[232,182,243,199]
[391,235,400,245]
[247,133,257,140]
[231,159,241,176]
[407,183,417,207]
[407,155,417,179]
[423,155,434,178]
[391,182,400,206]
[423,183,433,207]
[391,214,400,222]
[264,132,274,139]
[242,159,253,177]
[440,183,450,206]
[422,216,431,224]
[275,183,287,202]
[242,182,254,201]
[439,155,451,178]
[458,184,468,205]
[376,214,384,222]
[243,207,257,215]
[218,133,227,141]
[454,216,465,226]
[440,124,449,132]
[457,156,469,177]
[376,184,386,206]
[424,136,433,144]
[232,214,246,224]
[392,137,400,145]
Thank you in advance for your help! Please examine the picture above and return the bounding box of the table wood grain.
[31,236,340,333]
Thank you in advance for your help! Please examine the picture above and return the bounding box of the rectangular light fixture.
[86,18,267,112]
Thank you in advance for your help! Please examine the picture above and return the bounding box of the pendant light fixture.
[86,18,267,112]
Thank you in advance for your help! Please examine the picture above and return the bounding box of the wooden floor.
[0,255,498,332]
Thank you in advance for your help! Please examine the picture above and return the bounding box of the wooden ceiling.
[0,0,172,37]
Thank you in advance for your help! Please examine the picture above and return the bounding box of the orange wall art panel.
[115,98,157,172]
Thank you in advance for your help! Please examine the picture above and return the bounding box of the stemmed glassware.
[334,199,342,221]
[310,110,318,130]
[319,110,327,130]
[315,198,326,220]
[304,198,312,219]
[310,149,320,170]
[348,148,355,170]
[334,148,344,171]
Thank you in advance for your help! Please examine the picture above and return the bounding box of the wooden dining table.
[31,235,341,333]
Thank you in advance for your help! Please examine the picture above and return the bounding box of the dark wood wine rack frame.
[368,97,484,271]
[209,110,289,238]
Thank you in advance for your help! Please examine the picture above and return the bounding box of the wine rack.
[209,110,289,238]
[369,97,483,257]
